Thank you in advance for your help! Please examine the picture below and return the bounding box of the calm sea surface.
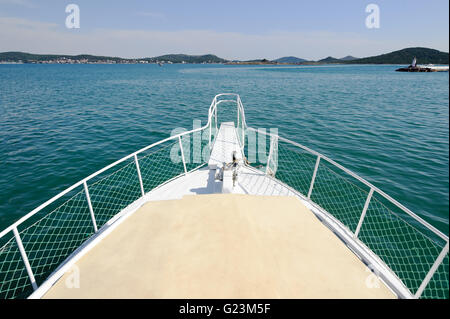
[0,64,448,234]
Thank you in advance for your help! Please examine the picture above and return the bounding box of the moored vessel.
[396,57,449,72]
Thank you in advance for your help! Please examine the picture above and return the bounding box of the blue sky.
[0,0,448,60]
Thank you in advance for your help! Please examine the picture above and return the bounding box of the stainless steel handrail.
[246,126,449,299]
[0,95,230,297]
[247,127,448,242]
[0,94,234,240]
[0,93,249,298]
[1,93,447,299]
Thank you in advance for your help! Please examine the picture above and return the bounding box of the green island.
[0,47,448,65]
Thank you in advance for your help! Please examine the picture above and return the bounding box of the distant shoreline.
[1,47,448,65]
[1,62,449,67]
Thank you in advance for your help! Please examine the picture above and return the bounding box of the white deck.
[146,122,295,201]
[6,93,439,300]
[145,166,296,201]
[33,120,400,299]
[208,121,244,167]
[43,194,395,299]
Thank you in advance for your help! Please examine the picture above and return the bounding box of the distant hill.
[145,54,227,63]
[317,56,343,63]
[340,55,358,61]
[0,52,229,64]
[1,47,447,65]
[346,47,449,64]
[0,51,125,63]
[272,56,308,63]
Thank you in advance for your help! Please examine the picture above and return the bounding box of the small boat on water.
[0,94,448,299]
[396,57,449,72]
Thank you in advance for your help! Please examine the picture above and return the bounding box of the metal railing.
[210,93,247,151]
[1,93,448,299]
[0,94,242,299]
[246,127,449,299]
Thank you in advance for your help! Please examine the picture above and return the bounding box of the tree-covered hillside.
[346,47,448,64]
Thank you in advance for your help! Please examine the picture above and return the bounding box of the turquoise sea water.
[0,64,448,235]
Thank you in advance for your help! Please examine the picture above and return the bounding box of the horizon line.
[1,46,448,62]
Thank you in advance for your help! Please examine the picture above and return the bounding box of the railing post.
[134,154,145,197]
[242,126,245,151]
[241,120,245,149]
[179,136,188,175]
[83,181,98,233]
[237,101,240,130]
[354,188,374,238]
[239,101,245,150]
[209,109,213,151]
[239,98,246,128]
[13,227,38,291]
[307,155,321,199]
[215,106,218,131]
[266,136,274,175]
[414,242,449,298]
